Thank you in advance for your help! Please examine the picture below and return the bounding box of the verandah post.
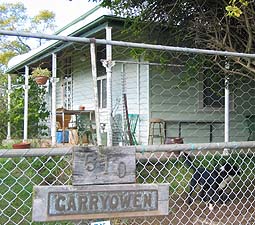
[7,74,11,140]
[90,42,102,145]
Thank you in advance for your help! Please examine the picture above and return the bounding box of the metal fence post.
[51,53,57,147]
[106,26,113,146]
[23,65,29,142]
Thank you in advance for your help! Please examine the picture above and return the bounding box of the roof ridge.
[54,5,101,35]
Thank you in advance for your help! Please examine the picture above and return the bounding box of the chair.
[128,114,139,145]
[148,118,165,144]
[77,114,94,145]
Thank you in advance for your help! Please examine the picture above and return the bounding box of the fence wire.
[0,147,254,225]
[0,29,255,224]
[2,29,255,146]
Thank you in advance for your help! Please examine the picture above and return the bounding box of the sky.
[1,0,99,29]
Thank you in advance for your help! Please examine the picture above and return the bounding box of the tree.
[0,3,56,72]
[0,3,56,141]
[93,0,255,78]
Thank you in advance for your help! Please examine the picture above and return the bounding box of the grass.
[0,154,72,225]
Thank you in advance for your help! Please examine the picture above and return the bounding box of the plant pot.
[34,76,49,85]
[12,142,31,149]
[165,137,184,144]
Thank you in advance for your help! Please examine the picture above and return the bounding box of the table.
[56,109,95,144]
[165,120,224,143]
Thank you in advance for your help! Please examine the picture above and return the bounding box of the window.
[97,46,107,108]
[63,56,73,109]
[203,74,225,108]
[200,71,234,111]
[97,78,107,108]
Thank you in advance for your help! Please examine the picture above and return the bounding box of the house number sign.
[72,146,136,185]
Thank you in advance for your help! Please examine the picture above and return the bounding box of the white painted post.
[23,66,29,142]
[136,60,141,142]
[51,53,57,146]
[90,42,102,145]
[224,76,230,142]
[106,26,113,146]
[224,75,230,155]
[121,63,126,145]
[7,74,11,140]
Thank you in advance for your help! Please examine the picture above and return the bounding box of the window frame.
[97,75,107,109]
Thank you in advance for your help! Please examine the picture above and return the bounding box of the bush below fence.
[0,147,254,225]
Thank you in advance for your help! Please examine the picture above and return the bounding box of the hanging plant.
[31,67,51,85]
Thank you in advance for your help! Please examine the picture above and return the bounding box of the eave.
[6,10,124,74]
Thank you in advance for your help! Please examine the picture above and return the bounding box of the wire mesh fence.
[0,151,72,224]
[109,47,255,146]
[22,37,251,146]
[0,147,254,224]
[0,28,255,224]
[2,29,255,146]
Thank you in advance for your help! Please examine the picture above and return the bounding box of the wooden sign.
[32,184,169,222]
[72,146,136,185]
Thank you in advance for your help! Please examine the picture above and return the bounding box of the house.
[6,5,255,146]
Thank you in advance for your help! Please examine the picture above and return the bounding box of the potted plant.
[12,142,31,149]
[31,67,51,85]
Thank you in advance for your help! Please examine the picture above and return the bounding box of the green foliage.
[226,0,249,17]
[31,67,51,78]
[31,10,56,39]
[0,2,56,72]
[32,10,55,24]
[0,75,8,141]
[9,75,49,139]
[96,0,255,79]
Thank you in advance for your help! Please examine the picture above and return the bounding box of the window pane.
[64,56,72,78]
[63,56,72,109]
[97,47,106,77]
[102,79,107,108]
[97,80,101,108]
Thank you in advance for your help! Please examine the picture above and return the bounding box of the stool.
[148,118,165,144]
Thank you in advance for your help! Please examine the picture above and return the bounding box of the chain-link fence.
[0,147,254,224]
[0,149,72,224]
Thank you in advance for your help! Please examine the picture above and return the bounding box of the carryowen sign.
[33,184,169,221]
[49,190,158,215]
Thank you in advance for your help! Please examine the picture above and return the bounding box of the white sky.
[0,0,99,29]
